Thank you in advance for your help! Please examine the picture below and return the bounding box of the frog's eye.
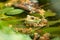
[31,17,34,20]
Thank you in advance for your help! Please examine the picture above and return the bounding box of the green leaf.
[6,9,24,15]
[42,27,60,36]
[0,7,14,14]
[0,7,24,15]
[51,37,60,40]
[0,30,32,40]
[3,7,14,13]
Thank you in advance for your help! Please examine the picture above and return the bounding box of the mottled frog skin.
[24,15,47,27]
